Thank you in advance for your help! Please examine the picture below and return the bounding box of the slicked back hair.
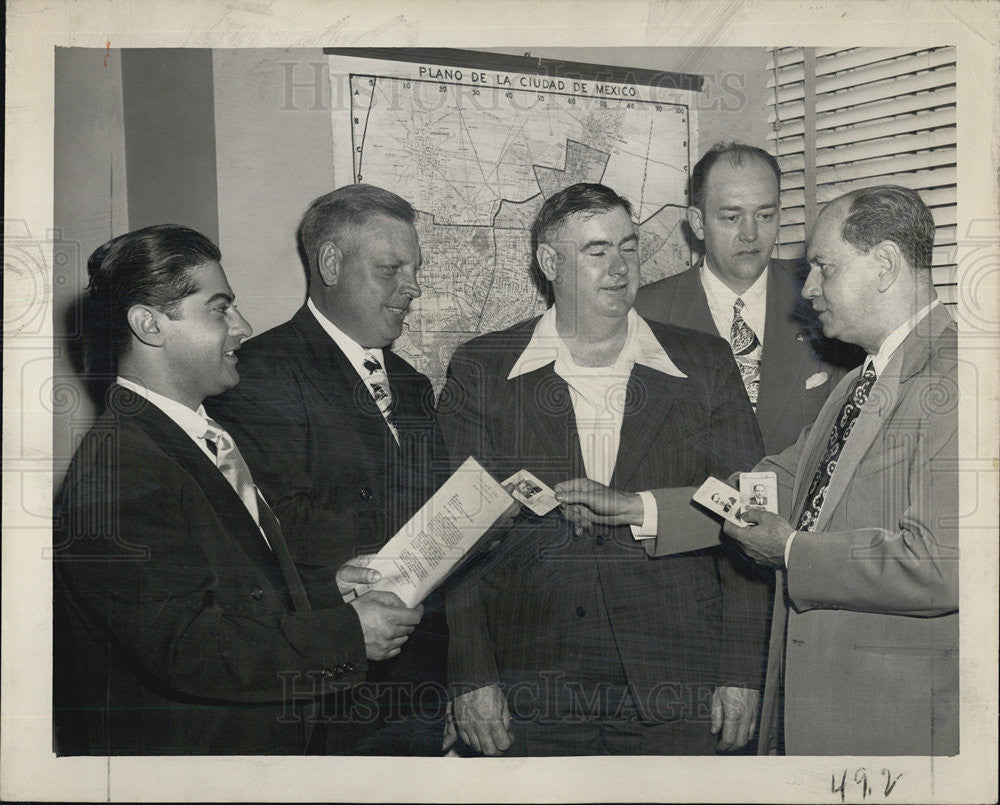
[690,142,781,210]
[297,184,417,280]
[85,224,220,376]
[838,185,935,271]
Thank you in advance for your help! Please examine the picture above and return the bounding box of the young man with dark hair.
[54,224,415,755]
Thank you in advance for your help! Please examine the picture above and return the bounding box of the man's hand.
[553,478,644,536]
[348,590,423,661]
[710,686,760,751]
[452,684,513,756]
[335,553,380,597]
[723,508,794,568]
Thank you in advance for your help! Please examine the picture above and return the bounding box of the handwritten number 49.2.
[831,768,903,802]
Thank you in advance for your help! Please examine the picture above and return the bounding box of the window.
[767,47,957,305]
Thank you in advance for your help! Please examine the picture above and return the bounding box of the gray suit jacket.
[756,303,959,755]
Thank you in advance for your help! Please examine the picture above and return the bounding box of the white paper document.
[345,456,513,607]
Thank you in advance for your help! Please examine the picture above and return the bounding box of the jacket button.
[575,606,586,618]
[250,585,263,601]
[796,332,805,342]
[594,534,605,546]
[359,486,373,501]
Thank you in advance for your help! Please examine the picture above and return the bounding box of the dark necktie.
[796,363,878,531]
[730,297,761,408]
[362,350,399,443]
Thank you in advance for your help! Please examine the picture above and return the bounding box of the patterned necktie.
[796,363,878,531]
[730,297,761,408]
[203,417,264,534]
[362,350,399,443]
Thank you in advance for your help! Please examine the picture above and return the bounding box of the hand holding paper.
[347,457,515,608]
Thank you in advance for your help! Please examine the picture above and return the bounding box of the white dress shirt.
[116,376,217,461]
[509,307,687,538]
[307,298,399,443]
[701,259,768,342]
[116,376,271,548]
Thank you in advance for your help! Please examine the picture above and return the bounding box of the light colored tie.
[362,350,399,443]
[730,297,761,408]
[203,417,262,529]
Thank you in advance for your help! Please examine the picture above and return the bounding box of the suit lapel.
[257,494,311,612]
[288,308,394,465]
[118,386,294,607]
[612,364,682,488]
[668,261,720,335]
[756,261,813,439]
[794,305,953,526]
[515,365,587,479]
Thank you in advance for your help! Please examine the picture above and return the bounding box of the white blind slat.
[814,47,944,75]
[774,49,955,103]
[782,178,956,209]
[768,84,955,129]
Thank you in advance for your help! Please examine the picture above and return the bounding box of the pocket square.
[805,371,829,390]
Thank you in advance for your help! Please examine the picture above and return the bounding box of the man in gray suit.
[635,142,860,456]
[558,185,958,755]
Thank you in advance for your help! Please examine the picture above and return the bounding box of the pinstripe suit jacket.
[437,315,771,728]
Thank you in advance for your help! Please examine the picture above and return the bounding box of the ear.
[686,205,705,241]
[873,240,903,293]
[317,240,342,287]
[536,243,560,283]
[126,304,166,347]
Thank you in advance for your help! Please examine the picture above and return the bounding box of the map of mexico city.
[329,52,699,389]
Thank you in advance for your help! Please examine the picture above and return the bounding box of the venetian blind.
[767,47,957,305]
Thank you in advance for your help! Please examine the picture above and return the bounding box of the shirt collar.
[307,297,384,370]
[508,307,686,380]
[115,376,213,440]
[700,258,769,308]
[866,299,941,376]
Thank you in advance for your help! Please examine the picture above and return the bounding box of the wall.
[52,45,771,479]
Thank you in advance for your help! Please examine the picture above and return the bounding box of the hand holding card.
[692,477,747,526]
[503,469,559,516]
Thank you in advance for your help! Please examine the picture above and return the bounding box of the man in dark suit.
[437,183,770,756]
[54,225,421,755]
[634,142,861,456]
[207,185,449,755]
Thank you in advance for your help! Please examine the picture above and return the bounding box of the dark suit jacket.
[436,316,771,734]
[634,259,857,455]
[53,385,367,755]
[206,306,449,752]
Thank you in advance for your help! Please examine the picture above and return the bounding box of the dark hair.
[296,184,416,278]
[84,224,220,377]
[839,185,935,270]
[530,183,634,295]
[690,142,781,210]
